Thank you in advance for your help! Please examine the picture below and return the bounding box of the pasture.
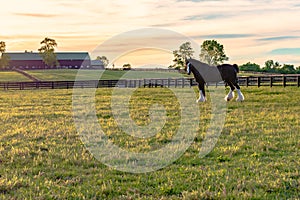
[24,69,184,81]
[0,86,299,199]
[0,71,31,82]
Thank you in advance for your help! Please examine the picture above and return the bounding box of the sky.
[1,0,300,68]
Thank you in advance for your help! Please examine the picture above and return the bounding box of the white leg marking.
[197,90,206,102]
[236,89,245,102]
[225,90,235,101]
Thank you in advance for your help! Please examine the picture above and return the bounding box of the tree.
[96,56,109,68]
[38,37,58,68]
[0,54,10,69]
[264,60,274,70]
[123,63,131,70]
[280,64,295,74]
[0,41,5,54]
[179,42,194,60]
[172,42,194,69]
[239,62,261,71]
[296,66,300,74]
[0,41,9,69]
[172,50,184,70]
[262,60,281,72]
[199,40,228,66]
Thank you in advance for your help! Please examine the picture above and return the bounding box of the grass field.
[0,86,299,199]
[0,71,31,82]
[0,69,285,83]
[24,69,184,81]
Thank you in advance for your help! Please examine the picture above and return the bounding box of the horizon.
[2,0,300,68]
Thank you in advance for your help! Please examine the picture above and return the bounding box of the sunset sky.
[2,0,300,67]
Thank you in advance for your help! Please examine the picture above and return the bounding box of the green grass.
[238,71,281,77]
[24,69,183,81]
[0,87,299,199]
[0,71,31,82]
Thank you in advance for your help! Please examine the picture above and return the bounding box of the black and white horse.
[186,58,244,102]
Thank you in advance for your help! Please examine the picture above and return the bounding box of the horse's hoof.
[225,95,234,101]
[197,98,206,103]
[236,98,244,102]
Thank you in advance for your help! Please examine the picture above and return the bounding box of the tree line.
[170,40,300,74]
[239,61,300,74]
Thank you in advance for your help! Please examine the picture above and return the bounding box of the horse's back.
[188,59,223,82]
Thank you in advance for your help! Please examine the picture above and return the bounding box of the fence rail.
[0,75,300,90]
[238,75,300,87]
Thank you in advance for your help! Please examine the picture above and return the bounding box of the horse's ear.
[185,57,191,64]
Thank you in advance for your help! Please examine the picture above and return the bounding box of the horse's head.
[184,59,191,75]
[185,59,191,75]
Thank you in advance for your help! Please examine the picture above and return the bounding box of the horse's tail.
[233,64,239,73]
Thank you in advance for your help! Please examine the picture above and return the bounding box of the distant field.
[24,69,183,81]
[239,71,281,77]
[0,86,299,199]
[239,72,264,77]
[0,71,31,82]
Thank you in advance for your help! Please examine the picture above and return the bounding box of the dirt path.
[13,68,40,82]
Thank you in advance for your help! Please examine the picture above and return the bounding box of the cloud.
[196,34,255,39]
[183,14,228,21]
[269,48,300,55]
[177,0,222,2]
[258,36,300,41]
[14,12,59,18]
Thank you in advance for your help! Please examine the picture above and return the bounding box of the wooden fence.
[238,75,300,87]
[0,78,194,90]
[0,75,300,90]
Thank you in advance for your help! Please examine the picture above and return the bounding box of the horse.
[186,58,244,102]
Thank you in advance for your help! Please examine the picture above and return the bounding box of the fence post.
[246,77,249,87]
[283,76,287,87]
[182,78,184,88]
[270,77,273,87]
[175,79,178,88]
[298,76,300,87]
[257,77,261,87]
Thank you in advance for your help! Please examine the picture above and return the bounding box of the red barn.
[3,52,91,69]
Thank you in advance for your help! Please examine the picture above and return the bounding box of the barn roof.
[4,52,90,60]
[91,60,104,66]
